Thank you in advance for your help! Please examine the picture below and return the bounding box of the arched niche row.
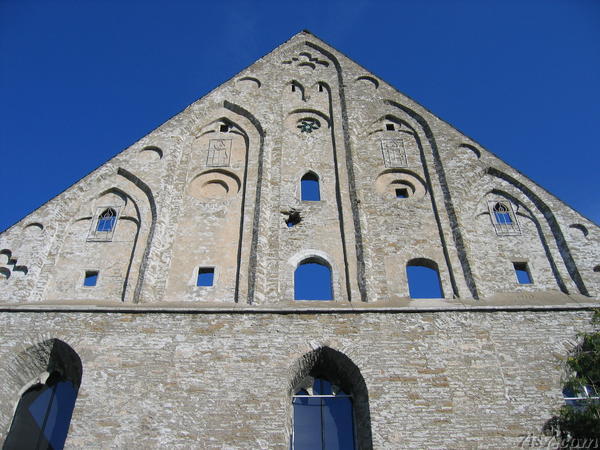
[46,170,155,303]
[288,346,372,450]
[1,339,82,449]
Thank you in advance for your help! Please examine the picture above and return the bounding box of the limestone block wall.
[0,31,598,306]
[0,309,593,448]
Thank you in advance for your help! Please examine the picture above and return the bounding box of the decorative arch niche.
[470,187,570,295]
[165,102,265,304]
[484,168,588,296]
[46,171,155,303]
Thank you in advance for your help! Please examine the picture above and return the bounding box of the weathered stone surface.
[0,30,598,448]
[0,310,594,448]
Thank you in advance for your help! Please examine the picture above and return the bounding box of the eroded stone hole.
[282,209,301,228]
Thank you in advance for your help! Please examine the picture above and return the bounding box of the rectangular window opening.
[513,262,532,284]
[395,188,409,198]
[386,123,395,131]
[84,270,98,287]
[219,124,228,132]
[196,267,215,287]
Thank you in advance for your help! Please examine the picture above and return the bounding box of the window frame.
[83,270,99,287]
[194,266,217,288]
[563,385,600,411]
[4,371,78,450]
[488,200,521,236]
[294,259,333,301]
[300,172,321,202]
[87,206,121,242]
[406,258,444,299]
[291,377,357,450]
[513,261,533,284]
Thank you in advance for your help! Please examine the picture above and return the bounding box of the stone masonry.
[0,31,598,448]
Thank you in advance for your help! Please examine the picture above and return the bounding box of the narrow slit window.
[196,268,215,286]
[84,271,98,287]
[318,84,324,92]
[513,262,532,284]
[301,173,320,201]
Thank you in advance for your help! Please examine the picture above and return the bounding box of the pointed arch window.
[301,173,320,201]
[96,208,116,232]
[406,258,443,299]
[294,259,332,300]
[4,339,81,450]
[292,377,355,449]
[488,201,520,235]
[88,207,120,241]
[5,372,78,450]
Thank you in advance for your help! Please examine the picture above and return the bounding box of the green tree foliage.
[549,310,600,443]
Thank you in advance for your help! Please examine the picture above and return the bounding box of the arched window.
[96,208,117,232]
[487,200,520,235]
[292,377,355,449]
[301,173,320,201]
[406,258,443,298]
[4,372,78,449]
[4,339,81,450]
[294,260,332,300]
[289,346,372,449]
[492,202,512,225]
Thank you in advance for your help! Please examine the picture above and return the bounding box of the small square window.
[386,123,395,131]
[196,268,215,286]
[84,271,98,287]
[395,188,409,198]
[513,262,532,284]
[220,124,228,132]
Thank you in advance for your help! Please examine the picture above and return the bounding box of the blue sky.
[1,0,599,232]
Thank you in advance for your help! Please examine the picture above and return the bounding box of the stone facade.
[0,31,598,448]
